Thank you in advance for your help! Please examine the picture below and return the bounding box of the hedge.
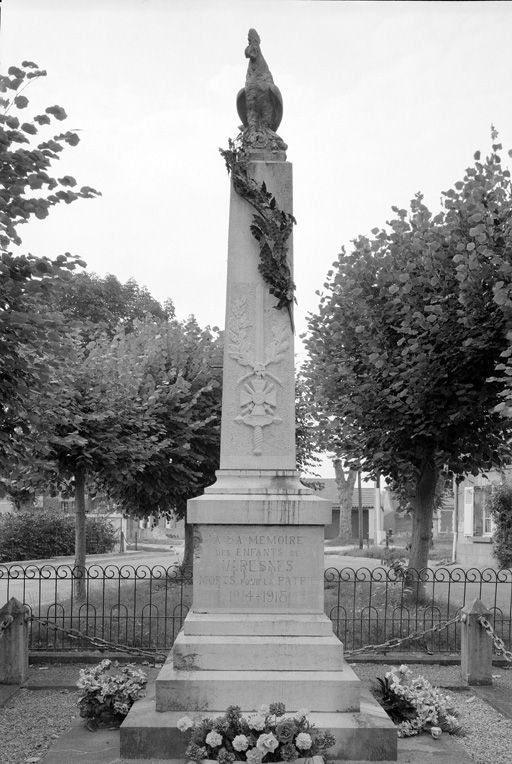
[0,510,117,563]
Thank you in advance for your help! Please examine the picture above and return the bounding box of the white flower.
[256,732,279,753]
[259,704,270,716]
[248,713,266,731]
[177,715,194,732]
[233,734,249,752]
[294,708,310,721]
[205,730,223,747]
[295,732,312,750]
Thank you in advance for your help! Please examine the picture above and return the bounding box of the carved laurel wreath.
[219,138,296,331]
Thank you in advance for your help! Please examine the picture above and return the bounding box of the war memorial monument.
[120,30,397,762]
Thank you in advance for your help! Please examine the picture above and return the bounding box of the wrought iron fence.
[325,565,512,653]
[0,563,192,652]
[0,562,511,654]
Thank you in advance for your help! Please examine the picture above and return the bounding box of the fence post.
[460,598,492,686]
[0,597,29,684]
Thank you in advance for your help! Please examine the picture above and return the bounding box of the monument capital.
[236,28,287,153]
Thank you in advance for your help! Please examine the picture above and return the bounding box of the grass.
[336,537,455,563]
[323,573,463,653]
[30,573,192,653]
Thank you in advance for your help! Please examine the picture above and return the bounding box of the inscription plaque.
[193,524,324,613]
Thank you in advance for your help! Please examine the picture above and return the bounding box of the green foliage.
[0,61,99,471]
[490,482,512,568]
[48,271,172,341]
[220,138,296,329]
[295,375,322,476]
[305,136,512,572]
[0,61,100,250]
[99,316,222,519]
[0,510,116,562]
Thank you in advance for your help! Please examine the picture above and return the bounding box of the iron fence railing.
[324,565,512,653]
[1,562,511,654]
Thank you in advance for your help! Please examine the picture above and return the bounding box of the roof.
[312,479,377,508]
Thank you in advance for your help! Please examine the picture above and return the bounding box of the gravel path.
[0,688,79,764]
[1,662,511,763]
[352,662,512,764]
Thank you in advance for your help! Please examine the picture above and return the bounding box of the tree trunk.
[74,467,87,600]
[406,459,438,601]
[181,501,194,577]
[333,458,358,544]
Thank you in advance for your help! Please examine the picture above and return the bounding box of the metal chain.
[478,616,512,663]
[344,614,461,657]
[0,614,14,640]
[31,616,167,663]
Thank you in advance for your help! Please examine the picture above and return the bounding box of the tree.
[11,326,170,596]
[100,317,222,570]
[305,137,512,588]
[490,482,512,568]
[49,271,171,341]
[0,61,99,473]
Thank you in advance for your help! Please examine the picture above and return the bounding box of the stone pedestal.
[0,597,29,685]
[120,152,396,761]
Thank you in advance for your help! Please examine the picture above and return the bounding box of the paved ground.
[3,661,511,763]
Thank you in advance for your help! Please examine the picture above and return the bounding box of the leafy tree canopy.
[0,62,99,468]
[305,134,512,573]
[48,271,172,340]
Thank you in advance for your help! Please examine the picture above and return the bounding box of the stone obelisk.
[120,30,396,762]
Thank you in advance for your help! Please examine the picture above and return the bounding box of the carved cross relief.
[228,287,289,455]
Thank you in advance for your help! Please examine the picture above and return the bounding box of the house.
[312,479,394,543]
[454,470,504,567]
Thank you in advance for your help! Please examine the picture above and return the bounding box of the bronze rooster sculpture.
[236,29,287,152]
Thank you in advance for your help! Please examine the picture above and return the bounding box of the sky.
[3,0,512,477]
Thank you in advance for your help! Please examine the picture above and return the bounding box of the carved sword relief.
[228,294,289,455]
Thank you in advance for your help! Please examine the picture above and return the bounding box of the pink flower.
[256,732,279,754]
[248,713,266,731]
[246,748,264,764]
[205,730,223,747]
[295,732,312,750]
[233,735,249,752]
[177,716,194,732]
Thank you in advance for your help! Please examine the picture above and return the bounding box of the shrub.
[490,483,512,568]
[0,510,117,562]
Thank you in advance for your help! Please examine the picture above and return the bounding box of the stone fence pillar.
[0,597,29,684]
[460,598,492,686]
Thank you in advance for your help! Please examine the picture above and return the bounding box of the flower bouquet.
[77,659,147,730]
[178,702,335,763]
[373,665,462,738]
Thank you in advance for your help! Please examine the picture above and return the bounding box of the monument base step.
[173,631,345,671]
[183,611,334,637]
[155,661,360,712]
[120,687,397,761]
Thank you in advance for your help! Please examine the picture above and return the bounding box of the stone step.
[172,632,345,671]
[120,687,396,761]
[155,662,360,713]
[183,611,335,637]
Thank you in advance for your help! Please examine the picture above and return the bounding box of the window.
[60,500,75,513]
[463,485,494,537]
